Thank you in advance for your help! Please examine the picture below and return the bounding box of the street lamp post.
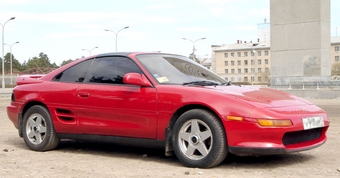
[1,17,15,89]
[105,26,129,52]
[251,43,261,85]
[4,41,19,85]
[81,46,98,56]
[182,37,206,61]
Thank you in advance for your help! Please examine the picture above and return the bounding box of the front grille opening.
[282,128,322,146]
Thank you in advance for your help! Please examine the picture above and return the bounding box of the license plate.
[302,116,325,130]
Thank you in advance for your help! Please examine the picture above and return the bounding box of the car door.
[46,59,94,134]
[74,56,158,139]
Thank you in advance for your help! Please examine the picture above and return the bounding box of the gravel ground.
[1,98,339,178]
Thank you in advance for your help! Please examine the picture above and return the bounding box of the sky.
[1,0,340,66]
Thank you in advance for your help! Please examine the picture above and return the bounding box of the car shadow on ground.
[56,139,180,165]
[220,152,314,168]
[54,139,315,168]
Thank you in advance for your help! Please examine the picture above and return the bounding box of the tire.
[172,109,228,168]
[22,105,59,151]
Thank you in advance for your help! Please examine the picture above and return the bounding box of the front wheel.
[22,105,59,151]
[172,109,227,168]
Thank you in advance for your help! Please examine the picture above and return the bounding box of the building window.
[244,60,248,65]
[265,59,269,64]
[225,69,228,73]
[258,76,262,82]
[238,77,242,82]
[244,68,248,73]
[258,68,262,73]
[225,77,228,81]
[258,59,262,65]
[231,52,234,57]
[265,67,269,72]
[231,69,235,73]
[237,60,241,65]
[258,51,262,56]
[251,68,255,73]
[251,76,254,82]
[244,52,248,57]
[335,46,339,52]
[251,60,255,65]
[335,56,339,62]
[231,61,235,66]
[237,52,241,57]
[264,50,269,56]
[244,77,248,82]
[224,61,228,66]
[251,51,255,56]
[238,68,241,73]
[265,76,269,81]
[224,53,228,58]
[231,77,234,81]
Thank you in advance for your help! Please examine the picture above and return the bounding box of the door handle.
[77,92,90,98]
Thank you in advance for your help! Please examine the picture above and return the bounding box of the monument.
[270,0,331,87]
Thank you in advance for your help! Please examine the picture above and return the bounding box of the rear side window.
[84,56,141,84]
[53,59,93,82]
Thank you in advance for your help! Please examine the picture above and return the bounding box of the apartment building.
[212,40,270,84]
[212,37,340,84]
[331,36,340,64]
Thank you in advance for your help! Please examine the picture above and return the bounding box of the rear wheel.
[172,109,227,168]
[22,105,59,151]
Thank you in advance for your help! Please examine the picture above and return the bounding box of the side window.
[85,56,141,84]
[53,59,93,82]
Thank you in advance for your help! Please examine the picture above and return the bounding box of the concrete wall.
[270,0,331,85]
[279,89,340,99]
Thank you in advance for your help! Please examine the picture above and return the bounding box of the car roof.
[96,52,176,58]
[96,52,133,57]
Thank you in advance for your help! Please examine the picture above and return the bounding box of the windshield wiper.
[220,81,232,86]
[183,80,219,86]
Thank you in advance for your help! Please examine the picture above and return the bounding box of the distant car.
[7,52,329,168]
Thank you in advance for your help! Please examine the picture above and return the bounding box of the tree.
[25,52,58,69]
[0,53,24,74]
[331,63,340,76]
[60,59,74,66]
[259,69,271,84]
[188,53,200,63]
[11,54,24,72]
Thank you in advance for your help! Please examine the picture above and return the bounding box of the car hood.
[207,85,311,108]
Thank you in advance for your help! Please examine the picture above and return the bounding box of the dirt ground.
[0,97,339,178]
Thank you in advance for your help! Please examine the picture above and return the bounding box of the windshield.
[136,54,226,85]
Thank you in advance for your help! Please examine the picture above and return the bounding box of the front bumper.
[222,104,329,156]
[229,129,327,156]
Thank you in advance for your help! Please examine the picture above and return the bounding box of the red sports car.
[7,52,329,168]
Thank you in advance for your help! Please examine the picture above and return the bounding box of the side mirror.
[123,73,153,87]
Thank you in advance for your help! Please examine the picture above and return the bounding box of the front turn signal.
[257,119,292,127]
[227,116,243,121]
